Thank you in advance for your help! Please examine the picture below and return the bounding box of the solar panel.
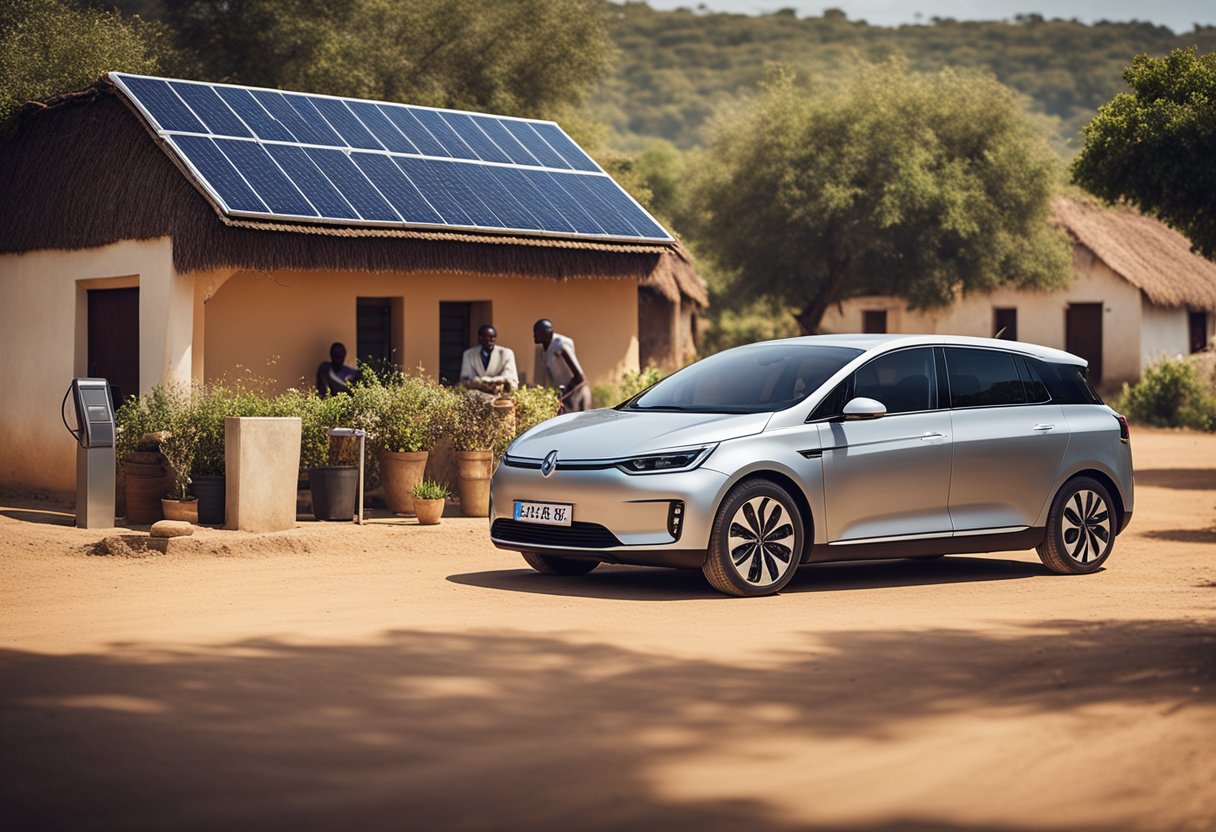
[111,73,672,244]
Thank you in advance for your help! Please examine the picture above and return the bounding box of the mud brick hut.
[0,74,704,495]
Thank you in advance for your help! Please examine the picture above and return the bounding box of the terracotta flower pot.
[381,450,429,515]
[455,450,493,517]
[161,497,198,524]
[413,497,445,525]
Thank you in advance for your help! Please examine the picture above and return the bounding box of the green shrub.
[510,386,562,438]
[365,371,454,453]
[1119,355,1216,431]
[411,478,451,500]
[592,368,664,408]
[449,390,503,452]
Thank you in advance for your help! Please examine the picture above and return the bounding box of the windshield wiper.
[627,404,689,412]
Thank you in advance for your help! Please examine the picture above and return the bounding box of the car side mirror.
[841,396,886,421]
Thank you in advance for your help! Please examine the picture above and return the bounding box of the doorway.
[87,287,139,407]
[1065,303,1103,384]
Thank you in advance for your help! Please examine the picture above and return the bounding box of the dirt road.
[2,429,1214,831]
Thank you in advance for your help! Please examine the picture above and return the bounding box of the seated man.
[460,324,519,393]
[316,342,359,397]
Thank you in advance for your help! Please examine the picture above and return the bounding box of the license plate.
[513,500,573,527]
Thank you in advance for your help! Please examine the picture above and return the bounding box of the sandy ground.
[1,429,1214,832]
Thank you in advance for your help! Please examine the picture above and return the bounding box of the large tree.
[687,62,1073,334]
[149,0,613,119]
[1072,47,1216,258]
[0,0,176,125]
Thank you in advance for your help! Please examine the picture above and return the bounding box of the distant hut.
[637,244,708,371]
[822,197,1216,388]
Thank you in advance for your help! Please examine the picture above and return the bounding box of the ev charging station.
[61,378,116,529]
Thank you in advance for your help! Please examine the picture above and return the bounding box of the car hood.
[507,408,772,460]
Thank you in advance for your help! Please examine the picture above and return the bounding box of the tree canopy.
[0,0,175,124]
[1072,48,1216,258]
[687,62,1073,335]
[115,0,614,120]
[596,4,1216,149]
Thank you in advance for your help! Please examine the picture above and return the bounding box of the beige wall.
[0,238,194,494]
[203,269,640,392]
[1140,302,1190,365]
[821,246,1148,386]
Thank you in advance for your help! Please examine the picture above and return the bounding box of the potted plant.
[114,386,179,524]
[300,392,359,521]
[189,383,239,525]
[411,478,450,525]
[373,373,450,515]
[158,410,199,524]
[449,391,504,517]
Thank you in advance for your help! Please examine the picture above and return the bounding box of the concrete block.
[225,417,302,532]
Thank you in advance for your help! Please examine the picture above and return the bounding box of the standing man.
[460,324,519,393]
[316,342,359,397]
[533,318,591,412]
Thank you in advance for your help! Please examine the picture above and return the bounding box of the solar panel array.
[110,73,672,243]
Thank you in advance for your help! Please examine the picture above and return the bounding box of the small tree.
[688,62,1073,334]
[0,0,177,125]
[1072,47,1216,259]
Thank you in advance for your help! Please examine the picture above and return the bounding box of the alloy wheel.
[726,496,796,587]
[1061,489,1111,564]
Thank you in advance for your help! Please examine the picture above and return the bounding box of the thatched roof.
[1055,197,1216,311]
[639,243,709,308]
[0,80,701,293]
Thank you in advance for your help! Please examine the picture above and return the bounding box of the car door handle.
[1032,424,1056,432]
[920,432,945,440]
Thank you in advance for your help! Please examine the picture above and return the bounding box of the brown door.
[1065,303,1103,383]
[88,288,139,407]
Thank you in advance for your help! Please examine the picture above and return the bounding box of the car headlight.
[615,445,716,475]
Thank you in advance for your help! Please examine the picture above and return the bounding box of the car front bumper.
[488,460,728,568]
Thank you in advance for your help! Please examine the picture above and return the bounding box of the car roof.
[765,333,1086,365]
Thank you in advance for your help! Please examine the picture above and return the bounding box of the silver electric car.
[490,335,1134,597]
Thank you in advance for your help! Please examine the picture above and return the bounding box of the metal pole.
[357,430,364,526]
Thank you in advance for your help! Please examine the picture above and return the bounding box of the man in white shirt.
[533,318,591,412]
[460,324,518,393]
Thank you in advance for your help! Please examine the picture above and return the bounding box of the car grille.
[491,519,622,549]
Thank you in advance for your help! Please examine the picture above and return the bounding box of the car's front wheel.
[1037,476,1117,574]
[521,551,600,575]
[703,479,805,597]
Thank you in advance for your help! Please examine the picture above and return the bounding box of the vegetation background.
[2,1,1212,420]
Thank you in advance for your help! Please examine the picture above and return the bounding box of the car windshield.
[623,344,863,414]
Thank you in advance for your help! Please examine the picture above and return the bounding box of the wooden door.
[1065,303,1103,383]
[87,288,139,407]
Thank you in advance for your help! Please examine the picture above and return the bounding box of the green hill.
[594,3,1216,149]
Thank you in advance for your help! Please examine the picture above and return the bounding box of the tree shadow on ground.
[1134,468,1216,490]
[2,620,1210,832]
[1141,528,1216,544]
[450,556,1046,601]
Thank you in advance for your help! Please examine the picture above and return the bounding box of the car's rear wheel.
[1037,476,1116,574]
[521,551,600,575]
[703,479,805,597]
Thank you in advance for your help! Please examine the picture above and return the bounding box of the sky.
[645,1,1215,34]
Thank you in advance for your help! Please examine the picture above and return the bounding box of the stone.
[150,520,195,538]
[225,417,302,532]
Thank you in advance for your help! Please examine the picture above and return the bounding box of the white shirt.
[543,334,583,389]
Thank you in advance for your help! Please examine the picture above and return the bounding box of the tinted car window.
[852,348,937,414]
[626,344,862,414]
[945,348,1027,408]
[809,377,852,421]
[1033,359,1103,404]
[1015,356,1051,404]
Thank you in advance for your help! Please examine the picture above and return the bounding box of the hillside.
[594,3,1216,149]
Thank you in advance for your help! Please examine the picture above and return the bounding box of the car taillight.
[1114,413,1130,442]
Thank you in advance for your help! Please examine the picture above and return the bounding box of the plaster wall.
[0,238,192,494]
[820,246,1148,386]
[1140,303,1190,367]
[203,270,640,391]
